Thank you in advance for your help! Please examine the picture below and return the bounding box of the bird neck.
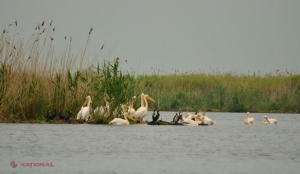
[140,94,145,107]
[143,96,148,108]
[124,114,128,121]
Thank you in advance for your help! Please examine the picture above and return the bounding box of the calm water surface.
[1,112,300,174]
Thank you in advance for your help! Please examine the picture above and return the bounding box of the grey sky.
[1,0,300,75]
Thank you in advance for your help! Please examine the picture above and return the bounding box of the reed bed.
[0,20,299,123]
[0,20,135,123]
[136,73,300,113]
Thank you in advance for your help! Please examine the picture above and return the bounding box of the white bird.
[244,112,254,124]
[128,96,136,115]
[132,93,155,123]
[184,113,194,119]
[199,113,214,125]
[94,99,110,116]
[109,113,135,125]
[120,104,129,113]
[263,115,277,124]
[131,93,145,121]
[182,118,198,126]
[77,96,92,121]
[193,113,202,124]
[139,93,145,107]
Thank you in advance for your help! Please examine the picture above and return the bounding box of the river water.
[1,112,300,174]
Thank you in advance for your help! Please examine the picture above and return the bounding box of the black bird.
[64,111,72,121]
[46,110,56,121]
[177,112,183,122]
[59,110,65,120]
[45,111,51,120]
[172,113,179,123]
[152,110,160,122]
[152,110,156,118]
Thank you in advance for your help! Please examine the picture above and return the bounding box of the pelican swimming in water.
[77,96,92,121]
[244,112,254,124]
[132,93,155,123]
[109,113,135,125]
[263,115,277,125]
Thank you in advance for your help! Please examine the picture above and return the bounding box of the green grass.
[135,73,300,113]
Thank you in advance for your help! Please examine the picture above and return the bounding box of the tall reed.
[0,20,137,123]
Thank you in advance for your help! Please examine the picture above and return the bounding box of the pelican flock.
[68,93,281,129]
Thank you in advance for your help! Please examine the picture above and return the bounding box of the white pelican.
[118,96,136,115]
[120,104,129,113]
[77,96,92,121]
[109,113,135,125]
[193,113,202,124]
[132,94,155,123]
[131,93,145,121]
[184,113,194,119]
[128,96,136,115]
[244,112,254,124]
[139,93,145,107]
[182,117,198,126]
[199,113,214,125]
[94,99,110,116]
[263,115,277,125]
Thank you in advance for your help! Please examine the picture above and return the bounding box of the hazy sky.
[1,0,300,75]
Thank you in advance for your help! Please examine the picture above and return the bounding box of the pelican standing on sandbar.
[244,112,254,124]
[263,115,277,125]
[77,96,92,121]
[132,93,155,123]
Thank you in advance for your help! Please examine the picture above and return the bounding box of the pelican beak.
[126,114,135,121]
[146,96,155,102]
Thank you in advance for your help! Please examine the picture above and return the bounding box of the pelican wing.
[76,108,83,120]
[132,107,147,121]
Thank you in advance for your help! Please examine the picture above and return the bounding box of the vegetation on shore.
[136,73,300,113]
[0,20,299,123]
